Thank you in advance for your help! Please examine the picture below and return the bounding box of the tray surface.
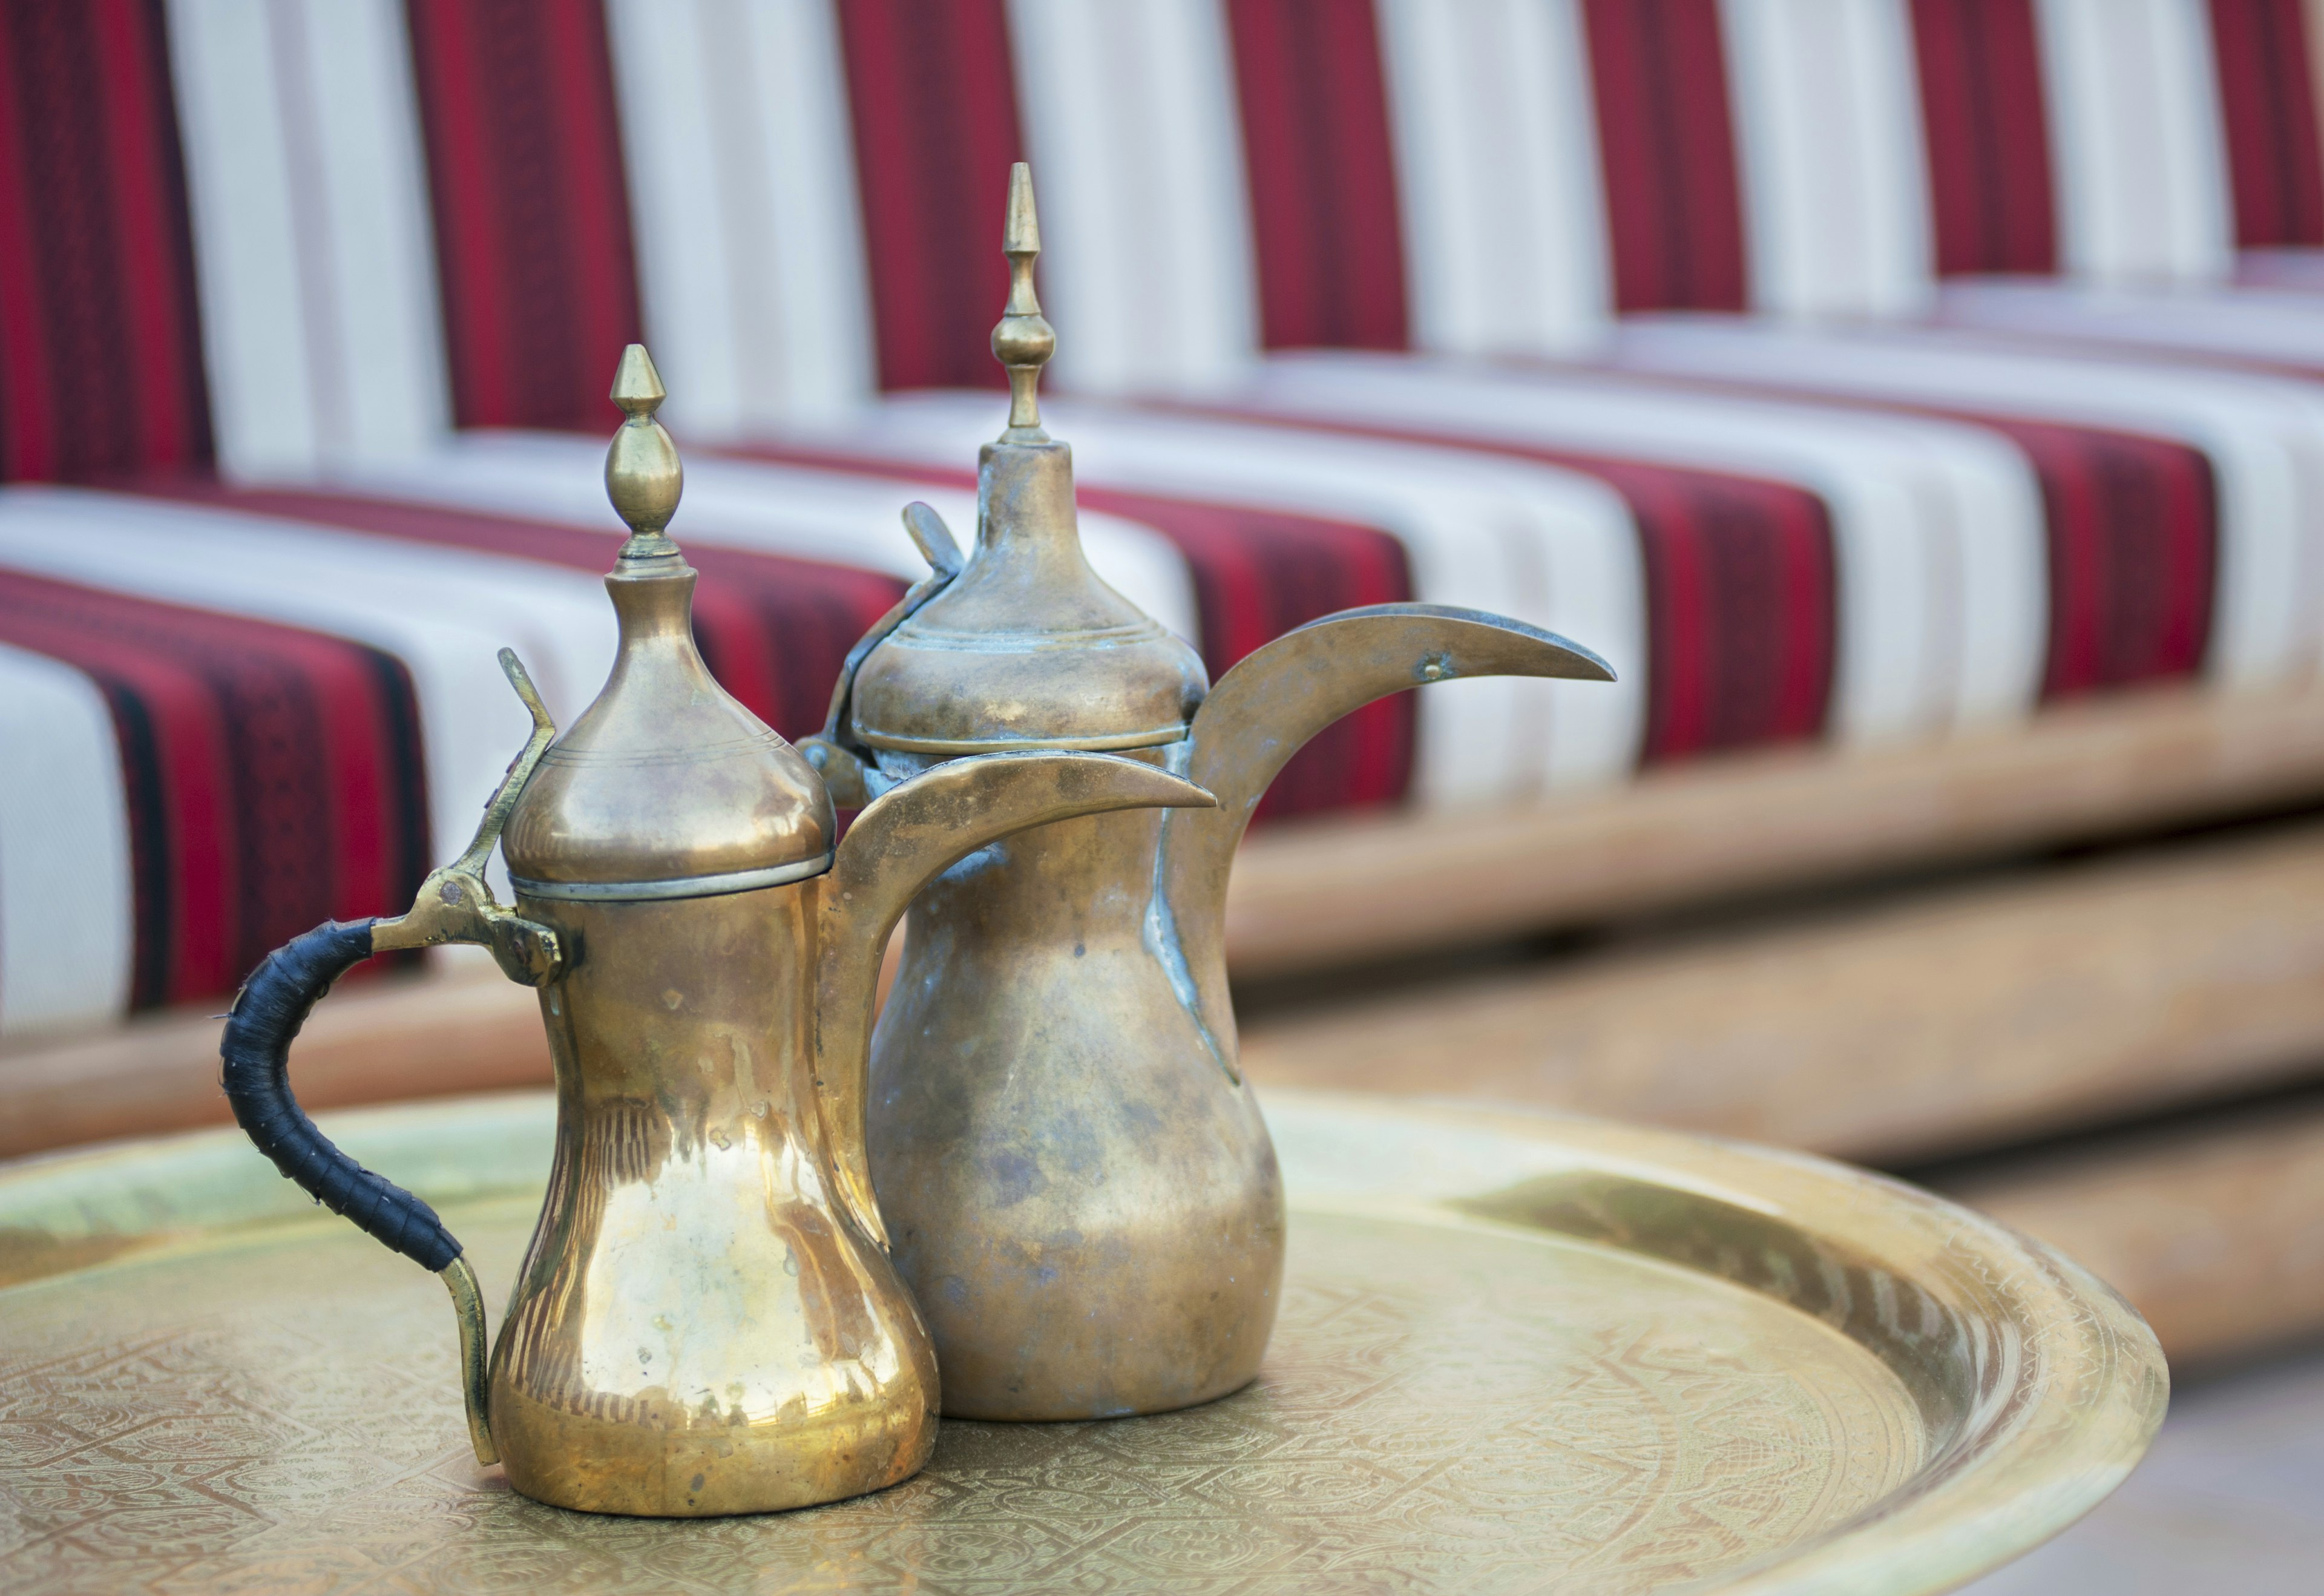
[0,1090,2164,1595]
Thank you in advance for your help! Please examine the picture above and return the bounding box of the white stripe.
[1613,319,2324,684]
[1941,278,2324,366]
[163,0,448,478]
[0,490,618,895]
[286,0,451,464]
[1373,0,1610,356]
[1247,354,2050,744]
[1719,0,1934,321]
[1006,0,1257,395]
[166,0,315,477]
[0,644,134,1040]
[819,392,1651,806]
[607,0,876,436]
[2034,0,2235,286]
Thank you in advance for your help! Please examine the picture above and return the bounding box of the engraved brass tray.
[0,1088,2162,1594]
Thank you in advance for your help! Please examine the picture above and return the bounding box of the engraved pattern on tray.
[1,1197,1920,1595]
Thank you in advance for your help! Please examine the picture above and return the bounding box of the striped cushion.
[0,568,427,1016]
[1910,0,2324,346]
[9,0,2316,1042]
[982,0,2318,709]
[790,0,2050,750]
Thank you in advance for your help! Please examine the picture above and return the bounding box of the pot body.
[490,883,937,1515]
[867,798,1285,1420]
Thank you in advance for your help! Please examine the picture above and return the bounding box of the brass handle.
[216,650,563,1468]
[218,919,497,1465]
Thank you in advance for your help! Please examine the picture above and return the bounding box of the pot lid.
[502,347,834,900]
[845,165,1207,756]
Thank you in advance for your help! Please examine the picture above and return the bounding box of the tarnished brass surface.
[0,1091,2165,1594]
[218,347,1212,1517]
[502,347,834,898]
[368,648,563,987]
[826,167,1615,1420]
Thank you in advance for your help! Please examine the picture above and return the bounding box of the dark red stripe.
[136,482,905,744]
[1076,485,1413,821]
[2207,0,2324,248]
[1584,456,1833,758]
[833,0,1022,392]
[1908,0,2060,275]
[1602,370,2218,697]
[1147,413,1837,763]
[1580,0,1751,314]
[405,0,643,430]
[734,442,1417,819]
[1222,0,1410,352]
[0,0,212,481]
[1993,419,2216,694]
[0,570,431,1010]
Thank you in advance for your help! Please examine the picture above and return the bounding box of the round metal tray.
[0,1088,2162,1594]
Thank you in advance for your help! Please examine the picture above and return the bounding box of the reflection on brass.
[0,1091,2166,1594]
[227,349,1213,1518]
[809,166,1618,1420]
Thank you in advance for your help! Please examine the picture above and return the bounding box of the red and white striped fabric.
[1191,0,2319,698]
[1562,0,2324,692]
[599,0,2079,759]
[866,0,2320,708]
[5,0,2302,1039]
[1896,0,2324,367]
[158,0,1905,782]
[0,0,1627,1034]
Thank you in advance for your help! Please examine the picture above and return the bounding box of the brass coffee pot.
[806,168,1616,1420]
[220,347,1213,1515]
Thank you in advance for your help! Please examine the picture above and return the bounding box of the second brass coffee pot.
[222,348,1212,1514]
[807,166,1614,1420]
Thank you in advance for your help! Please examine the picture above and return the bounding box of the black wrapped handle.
[220,918,462,1272]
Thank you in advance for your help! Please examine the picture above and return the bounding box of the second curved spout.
[1158,604,1613,1065]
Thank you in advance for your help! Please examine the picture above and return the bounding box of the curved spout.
[1158,605,1612,1067]
[814,751,1215,1247]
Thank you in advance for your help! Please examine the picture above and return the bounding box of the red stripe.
[1222,0,1410,350]
[0,0,211,481]
[1074,485,1412,820]
[1163,409,1837,763]
[1988,419,2220,695]
[0,593,231,1003]
[1580,0,1751,313]
[833,0,1022,392]
[405,0,643,430]
[1602,369,2217,697]
[90,0,208,469]
[2207,0,2324,247]
[1908,0,2060,275]
[734,441,1418,818]
[136,482,905,744]
[0,2,56,479]
[0,569,433,1008]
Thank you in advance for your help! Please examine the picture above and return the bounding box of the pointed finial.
[991,162,1055,442]
[605,344,683,560]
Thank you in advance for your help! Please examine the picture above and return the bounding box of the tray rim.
[0,1087,2166,1596]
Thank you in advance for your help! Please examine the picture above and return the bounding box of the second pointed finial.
[605,344,683,559]
[991,163,1055,441]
